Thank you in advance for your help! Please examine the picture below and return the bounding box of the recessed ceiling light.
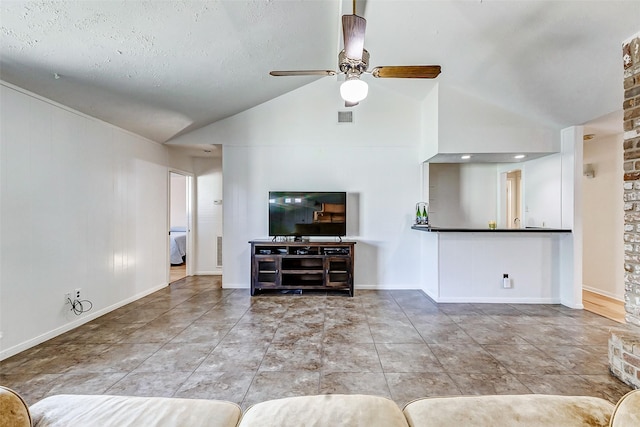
[461,155,472,160]
[514,154,526,159]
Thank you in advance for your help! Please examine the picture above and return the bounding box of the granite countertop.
[411,225,572,233]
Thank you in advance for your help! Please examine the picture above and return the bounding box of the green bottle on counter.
[422,206,428,225]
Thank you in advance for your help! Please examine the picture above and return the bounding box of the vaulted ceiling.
[1,1,638,143]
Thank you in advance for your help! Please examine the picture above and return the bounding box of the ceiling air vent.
[338,111,353,124]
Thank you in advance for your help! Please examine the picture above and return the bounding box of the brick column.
[623,32,640,327]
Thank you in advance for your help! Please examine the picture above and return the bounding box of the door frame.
[499,168,523,229]
[168,169,195,281]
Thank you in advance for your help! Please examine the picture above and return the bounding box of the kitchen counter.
[414,227,577,306]
[412,226,571,233]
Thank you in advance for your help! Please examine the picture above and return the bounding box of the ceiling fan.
[269,0,441,107]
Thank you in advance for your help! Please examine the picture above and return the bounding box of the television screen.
[269,191,347,237]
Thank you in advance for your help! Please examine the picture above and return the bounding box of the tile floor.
[1,275,635,409]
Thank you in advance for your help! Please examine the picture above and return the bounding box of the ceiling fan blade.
[345,100,359,107]
[342,14,366,60]
[371,65,441,79]
[270,70,337,77]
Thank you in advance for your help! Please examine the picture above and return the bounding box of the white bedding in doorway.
[170,227,187,265]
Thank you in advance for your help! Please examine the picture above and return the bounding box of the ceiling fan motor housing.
[339,49,369,78]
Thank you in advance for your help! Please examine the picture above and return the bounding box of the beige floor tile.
[242,371,320,409]
[320,372,391,398]
[106,371,192,397]
[2,277,632,409]
[385,373,461,407]
[448,372,531,395]
[174,371,254,402]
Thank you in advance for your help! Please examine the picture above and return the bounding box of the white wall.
[583,134,624,299]
[437,85,559,155]
[558,126,583,309]
[428,163,462,226]
[167,146,196,173]
[420,85,439,162]
[428,163,498,228]
[436,233,563,303]
[170,173,187,228]
[521,154,563,228]
[0,83,170,359]
[173,78,424,290]
[193,157,223,275]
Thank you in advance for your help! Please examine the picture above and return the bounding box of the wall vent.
[338,111,353,124]
[216,236,223,267]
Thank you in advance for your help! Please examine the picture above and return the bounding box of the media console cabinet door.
[252,256,281,292]
[325,257,352,289]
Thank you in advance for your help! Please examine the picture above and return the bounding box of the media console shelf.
[249,240,356,296]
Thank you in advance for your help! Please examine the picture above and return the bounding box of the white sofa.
[1,385,639,427]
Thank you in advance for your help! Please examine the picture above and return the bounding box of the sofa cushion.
[610,390,640,427]
[403,394,614,427]
[238,394,409,427]
[30,394,241,427]
[0,386,31,427]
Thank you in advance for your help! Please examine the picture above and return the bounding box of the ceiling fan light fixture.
[340,76,368,103]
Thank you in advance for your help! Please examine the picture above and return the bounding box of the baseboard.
[194,270,222,276]
[427,296,562,304]
[560,301,584,309]
[188,281,567,306]
[354,284,426,290]
[421,288,439,302]
[583,286,624,302]
[419,287,566,305]
[0,282,168,361]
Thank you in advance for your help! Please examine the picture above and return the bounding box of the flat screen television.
[269,191,347,237]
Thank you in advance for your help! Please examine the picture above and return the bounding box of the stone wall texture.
[609,330,640,389]
[623,33,640,327]
[614,32,640,391]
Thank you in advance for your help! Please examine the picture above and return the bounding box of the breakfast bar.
[413,226,575,306]
[412,226,572,233]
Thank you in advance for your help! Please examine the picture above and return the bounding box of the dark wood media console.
[249,240,356,296]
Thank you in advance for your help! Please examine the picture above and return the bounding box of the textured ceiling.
[1,1,639,143]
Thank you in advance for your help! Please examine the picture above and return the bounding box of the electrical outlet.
[75,288,81,299]
[502,274,512,289]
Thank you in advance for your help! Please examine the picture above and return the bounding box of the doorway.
[169,171,193,283]
[581,132,625,322]
[505,170,522,228]
[499,169,522,229]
